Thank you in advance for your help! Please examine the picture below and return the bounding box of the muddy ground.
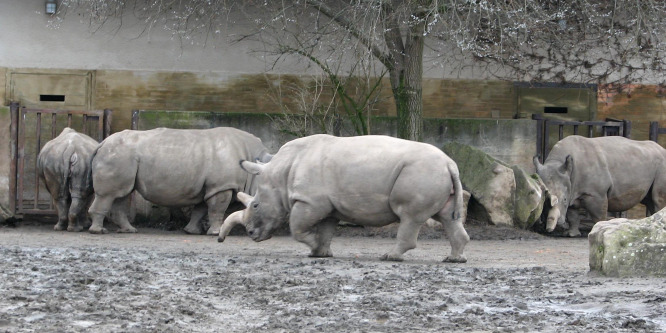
[0,219,665,333]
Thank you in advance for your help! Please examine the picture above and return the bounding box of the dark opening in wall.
[40,94,65,102]
[544,106,568,114]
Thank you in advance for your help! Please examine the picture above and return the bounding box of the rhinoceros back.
[92,127,268,207]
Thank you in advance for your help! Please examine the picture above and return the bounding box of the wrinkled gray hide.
[37,127,98,232]
[235,134,470,262]
[87,127,272,234]
[534,135,666,237]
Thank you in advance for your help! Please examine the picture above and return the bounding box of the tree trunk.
[390,21,425,141]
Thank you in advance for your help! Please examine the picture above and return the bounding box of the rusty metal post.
[9,102,19,214]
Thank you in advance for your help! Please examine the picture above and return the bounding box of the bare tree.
[58,0,666,140]
[438,0,666,87]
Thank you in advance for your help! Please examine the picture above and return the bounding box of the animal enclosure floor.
[0,222,664,332]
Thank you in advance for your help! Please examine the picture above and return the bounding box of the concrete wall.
[134,110,536,171]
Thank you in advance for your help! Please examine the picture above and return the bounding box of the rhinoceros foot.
[443,256,467,263]
[67,225,84,232]
[183,224,204,235]
[88,226,108,234]
[380,253,404,262]
[53,223,67,231]
[206,228,219,236]
[117,226,138,233]
[309,249,333,258]
[566,229,582,237]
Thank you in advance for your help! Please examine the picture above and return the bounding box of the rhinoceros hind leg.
[382,218,423,262]
[112,196,137,233]
[183,203,207,235]
[53,198,69,231]
[205,191,234,236]
[435,210,469,263]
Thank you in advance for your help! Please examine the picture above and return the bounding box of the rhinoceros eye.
[252,202,259,209]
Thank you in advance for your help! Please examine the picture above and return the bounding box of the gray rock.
[442,142,546,229]
[589,209,666,277]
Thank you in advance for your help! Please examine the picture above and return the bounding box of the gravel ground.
[0,220,665,332]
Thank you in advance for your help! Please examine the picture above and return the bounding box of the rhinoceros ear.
[559,155,573,175]
[236,192,254,207]
[240,160,265,175]
[533,156,543,173]
[549,194,559,206]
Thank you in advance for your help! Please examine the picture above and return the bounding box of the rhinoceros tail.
[59,145,76,199]
[449,163,465,224]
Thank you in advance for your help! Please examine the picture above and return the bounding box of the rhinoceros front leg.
[205,190,233,236]
[53,196,69,231]
[289,201,335,258]
[565,208,582,237]
[183,203,208,235]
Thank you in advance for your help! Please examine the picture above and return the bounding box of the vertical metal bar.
[573,125,579,135]
[558,124,564,140]
[533,114,544,163]
[50,113,56,210]
[34,113,42,209]
[544,121,551,159]
[82,114,88,135]
[97,113,104,142]
[103,109,113,139]
[588,125,593,138]
[623,120,631,139]
[17,108,26,214]
[650,122,658,142]
[51,113,57,139]
[9,102,19,214]
[67,113,72,127]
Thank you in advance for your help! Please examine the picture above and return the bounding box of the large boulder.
[589,209,666,277]
[442,142,546,229]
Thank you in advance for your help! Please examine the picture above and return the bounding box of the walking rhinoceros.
[229,134,470,262]
[534,135,666,237]
[38,127,98,232]
[87,127,272,235]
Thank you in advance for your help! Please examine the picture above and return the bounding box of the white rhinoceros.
[87,127,272,235]
[534,135,666,237]
[38,127,99,232]
[228,134,470,262]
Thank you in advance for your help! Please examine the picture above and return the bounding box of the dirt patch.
[0,220,664,332]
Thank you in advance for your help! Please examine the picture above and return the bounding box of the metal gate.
[532,114,632,163]
[9,102,112,216]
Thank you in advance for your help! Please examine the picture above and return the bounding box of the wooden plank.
[33,113,42,210]
[9,102,19,214]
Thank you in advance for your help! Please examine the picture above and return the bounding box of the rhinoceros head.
[238,160,289,242]
[533,155,573,232]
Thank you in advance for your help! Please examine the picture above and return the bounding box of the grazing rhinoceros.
[37,127,98,232]
[534,135,666,237]
[229,134,470,262]
[87,127,272,235]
